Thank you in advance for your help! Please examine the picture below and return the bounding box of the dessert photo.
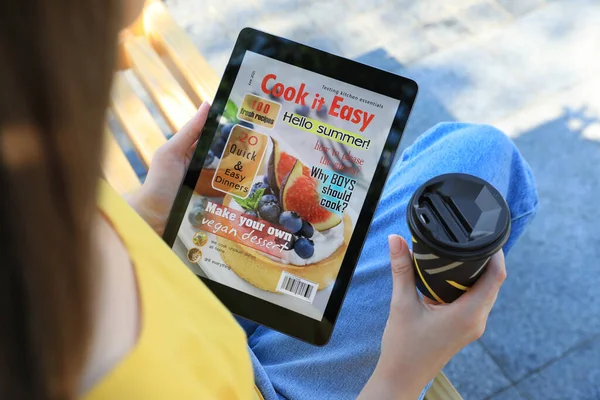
[219,137,354,293]
[176,127,357,319]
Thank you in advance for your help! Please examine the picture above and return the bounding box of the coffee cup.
[406,173,511,303]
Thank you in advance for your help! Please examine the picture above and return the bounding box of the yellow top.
[85,181,260,399]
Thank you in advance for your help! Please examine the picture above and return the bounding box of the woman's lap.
[241,123,538,400]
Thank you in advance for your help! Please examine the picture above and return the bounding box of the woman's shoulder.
[85,181,254,399]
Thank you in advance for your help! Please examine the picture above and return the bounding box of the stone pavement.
[165,0,600,398]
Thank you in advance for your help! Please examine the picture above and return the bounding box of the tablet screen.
[172,50,401,321]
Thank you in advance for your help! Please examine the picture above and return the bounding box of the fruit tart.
[218,138,353,292]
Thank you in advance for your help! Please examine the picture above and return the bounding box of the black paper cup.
[407,173,511,303]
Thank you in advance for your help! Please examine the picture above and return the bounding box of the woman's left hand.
[128,102,210,234]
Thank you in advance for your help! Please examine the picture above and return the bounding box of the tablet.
[163,28,417,345]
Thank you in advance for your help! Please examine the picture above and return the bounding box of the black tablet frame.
[162,28,418,345]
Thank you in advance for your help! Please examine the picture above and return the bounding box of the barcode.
[276,271,318,303]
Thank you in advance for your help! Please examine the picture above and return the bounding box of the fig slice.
[267,138,310,197]
[280,160,342,231]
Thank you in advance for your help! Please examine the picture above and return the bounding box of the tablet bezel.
[162,28,418,345]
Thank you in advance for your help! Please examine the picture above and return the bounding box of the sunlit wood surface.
[102,0,215,194]
[110,72,166,167]
[144,1,219,106]
[102,126,141,194]
[425,373,463,400]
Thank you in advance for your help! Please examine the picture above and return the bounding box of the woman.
[0,2,537,399]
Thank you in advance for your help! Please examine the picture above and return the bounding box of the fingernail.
[388,235,404,256]
[198,101,210,111]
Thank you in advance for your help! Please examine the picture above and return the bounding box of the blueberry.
[197,197,208,209]
[221,123,234,136]
[238,120,254,129]
[316,104,328,118]
[244,210,258,218]
[211,137,227,158]
[203,149,215,167]
[276,234,296,251]
[250,181,271,196]
[187,201,207,228]
[279,211,302,233]
[258,194,279,209]
[262,175,269,185]
[258,202,281,224]
[294,237,314,259]
[295,105,310,117]
[299,220,314,238]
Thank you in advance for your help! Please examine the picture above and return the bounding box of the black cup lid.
[407,173,511,260]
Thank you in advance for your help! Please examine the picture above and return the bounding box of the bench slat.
[143,1,219,105]
[123,34,196,132]
[110,72,166,167]
[102,127,141,194]
[424,373,463,400]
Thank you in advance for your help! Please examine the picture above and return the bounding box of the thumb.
[388,235,419,306]
[167,101,210,155]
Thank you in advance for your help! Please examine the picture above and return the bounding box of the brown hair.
[0,2,121,398]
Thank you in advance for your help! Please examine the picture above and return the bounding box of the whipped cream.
[227,175,345,266]
[277,222,344,266]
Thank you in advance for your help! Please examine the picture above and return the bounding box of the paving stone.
[166,0,225,28]
[475,79,600,384]
[478,111,600,381]
[247,12,342,55]
[398,82,457,150]
[445,0,491,12]
[420,16,472,48]
[308,2,435,62]
[309,5,399,58]
[405,42,527,123]
[185,26,235,76]
[165,0,237,74]
[516,337,600,400]
[374,5,438,64]
[404,0,600,123]
[458,0,513,34]
[221,0,310,34]
[407,0,453,24]
[443,341,512,400]
[484,0,600,105]
[488,386,526,400]
[353,48,406,74]
[380,27,437,65]
[255,0,307,13]
[497,0,547,16]
[325,0,395,13]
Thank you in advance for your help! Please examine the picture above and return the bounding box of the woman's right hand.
[358,235,507,400]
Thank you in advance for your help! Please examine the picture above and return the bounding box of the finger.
[167,102,210,154]
[185,139,199,163]
[388,235,419,306]
[453,250,506,316]
[416,283,439,306]
[183,139,201,170]
[422,296,438,306]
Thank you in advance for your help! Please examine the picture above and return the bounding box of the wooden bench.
[103,0,218,192]
[102,2,462,399]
